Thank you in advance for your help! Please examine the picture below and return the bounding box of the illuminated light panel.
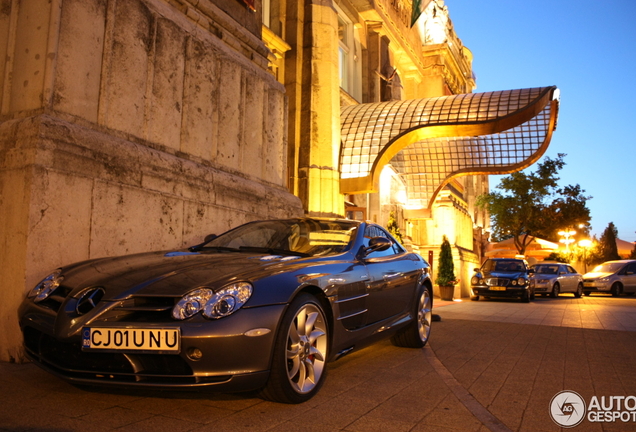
[340,87,560,209]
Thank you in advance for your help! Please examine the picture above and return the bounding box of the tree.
[436,236,456,286]
[594,222,621,263]
[477,154,591,255]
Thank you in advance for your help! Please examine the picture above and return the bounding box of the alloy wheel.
[417,289,433,343]
[286,303,328,394]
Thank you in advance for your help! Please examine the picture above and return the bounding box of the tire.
[584,291,591,296]
[530,289,535,300]
[521,290,530,303]
[611,283,622,297]
[391,286,432,348]
[551,283,560,298]
[470,295,480,301]
[259,293,329,404]
[574,283,583,298]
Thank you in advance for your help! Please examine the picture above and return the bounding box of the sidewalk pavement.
[1,295,636,431]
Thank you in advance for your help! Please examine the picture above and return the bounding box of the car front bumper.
[19,302,287,392]
[532,281,553,293]
[582,281,611,293]
[472,286,531,298]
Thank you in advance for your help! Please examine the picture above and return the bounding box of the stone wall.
[0,0,302,361]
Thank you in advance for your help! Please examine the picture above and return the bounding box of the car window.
[624,262,636,274]
[206,219,358,256]
[484,259,526,272]
[591,262,624,273]
[363,225,404,257]
[535,265,559,274]
[566,266,577,274]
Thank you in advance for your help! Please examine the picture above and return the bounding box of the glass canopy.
[340,86,560,209]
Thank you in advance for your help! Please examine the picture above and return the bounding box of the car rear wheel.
[574,283,583,298]
[611,283,622,297]
[259,293,328,404]
[551,283,560,298]
[391,286,432,348]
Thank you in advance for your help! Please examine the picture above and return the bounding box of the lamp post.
[578,239,592,273]
[558,229,576,252]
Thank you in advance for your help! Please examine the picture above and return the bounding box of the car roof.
[602,260,635,264]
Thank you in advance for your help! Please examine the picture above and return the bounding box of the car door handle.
[384,272,403,280]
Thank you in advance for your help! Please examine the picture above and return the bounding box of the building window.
[336,10,361,100]
[262,0,282,37]
[338,16,350,91]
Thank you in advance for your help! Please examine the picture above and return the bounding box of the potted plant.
[387,211,403,244]
[436,235,457,301]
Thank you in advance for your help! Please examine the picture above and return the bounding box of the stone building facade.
[0,0,302,362]
[0,0,558,361]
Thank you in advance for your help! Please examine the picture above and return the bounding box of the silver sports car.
[19,217,432,403]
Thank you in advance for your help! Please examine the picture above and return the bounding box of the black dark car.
[470,258,534,302]
[18,218,432,403]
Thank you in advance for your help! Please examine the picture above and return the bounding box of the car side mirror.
[204,234,217,243]
[360,237,392,257]
[527,268,535,274]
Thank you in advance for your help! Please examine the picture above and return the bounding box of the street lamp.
[578,239,592,273]
[558,229,576,251]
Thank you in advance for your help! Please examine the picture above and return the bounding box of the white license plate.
[82,327,180,352]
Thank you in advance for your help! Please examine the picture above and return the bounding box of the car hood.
[582,271,613,279]
[59,250,322,300]
[532,273,557,279]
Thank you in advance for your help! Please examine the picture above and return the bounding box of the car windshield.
[482,259,526,273]
[591,262,625,273]
[534,265,560,275]
[203,219,359,257]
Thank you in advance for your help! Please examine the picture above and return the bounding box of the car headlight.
[172,288,213,320]
[172,282,253,320]
[204,282,253,319]
[471,276,480,285]
[517,278,527,286]
[28,269,63,302]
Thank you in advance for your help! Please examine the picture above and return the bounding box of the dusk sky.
[448,0,636,243]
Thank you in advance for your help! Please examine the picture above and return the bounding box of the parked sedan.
[582,260,636,296]
[18,218,432,404]
[470,258,533,302]
[530,263,583,298]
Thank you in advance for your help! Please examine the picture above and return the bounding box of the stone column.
[295,0,343,217]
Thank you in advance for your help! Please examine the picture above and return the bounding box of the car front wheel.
[391,286,432,348]
[611,283,622,297]
[574,283,583,298]
[551,283,560,298]
[259,293,328,404]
